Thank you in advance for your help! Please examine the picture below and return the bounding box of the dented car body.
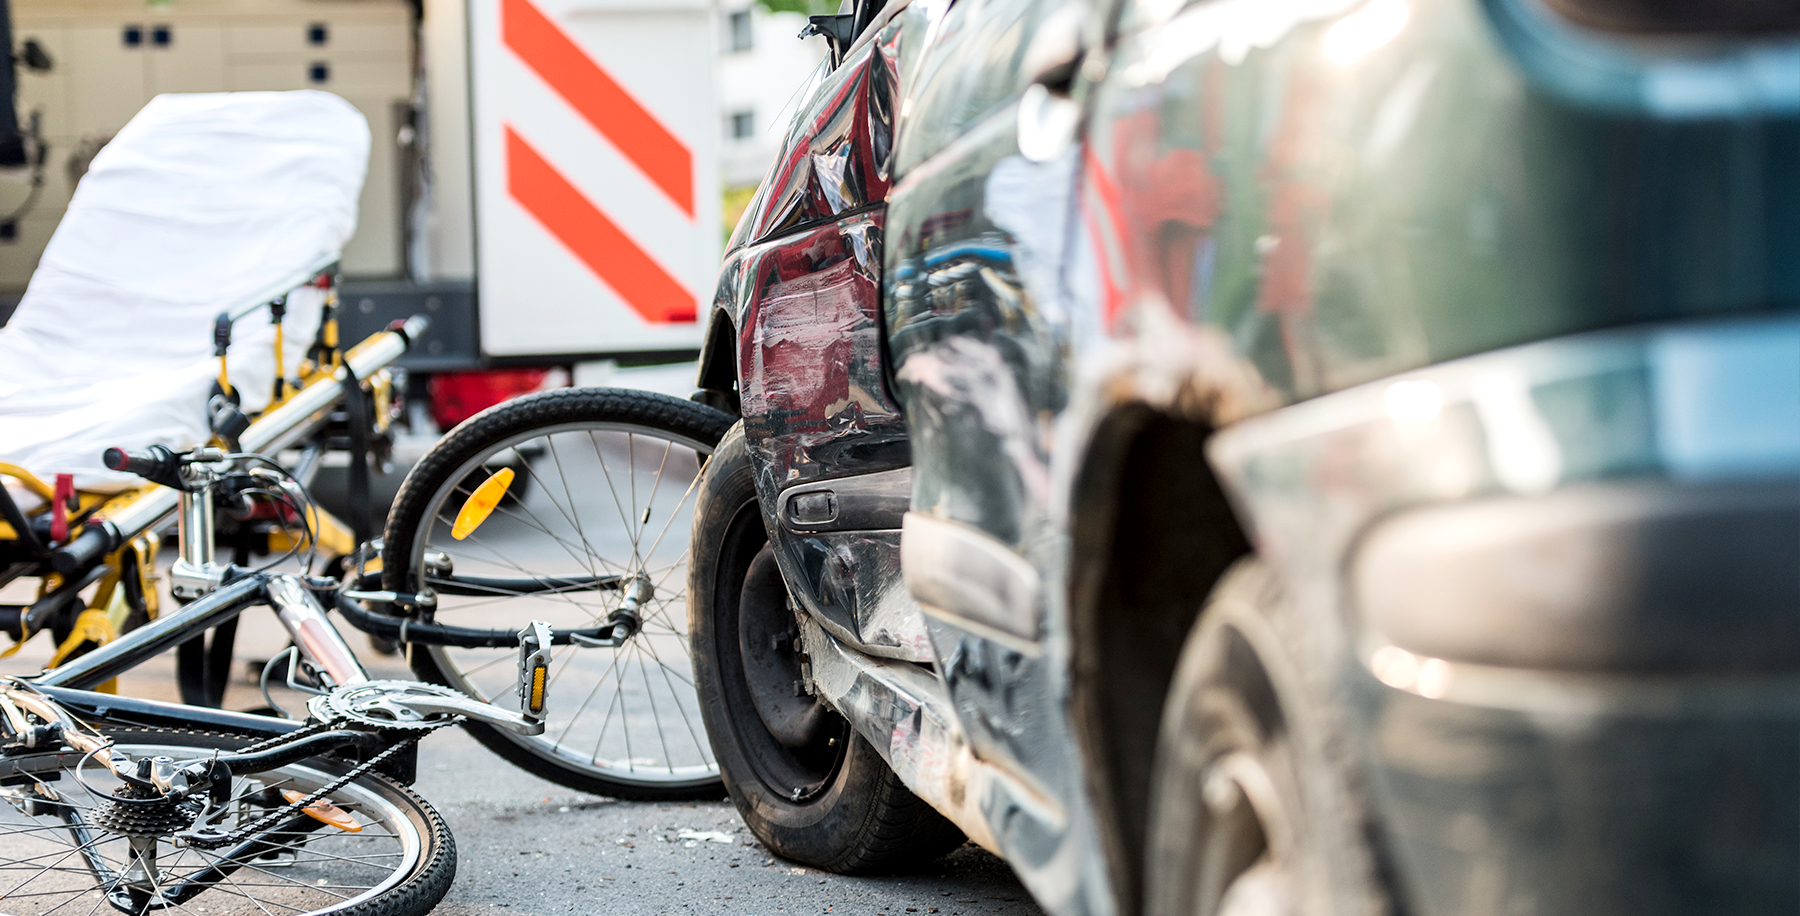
[693,0,1800,911]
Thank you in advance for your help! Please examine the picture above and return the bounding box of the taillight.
[1537,0,1800,35]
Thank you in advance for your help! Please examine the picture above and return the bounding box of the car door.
[713,12,939,660]
[880,0,1112,906]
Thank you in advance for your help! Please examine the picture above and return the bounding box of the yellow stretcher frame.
[0,270,399,678]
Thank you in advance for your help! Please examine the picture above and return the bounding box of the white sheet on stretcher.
[0,91,369,506]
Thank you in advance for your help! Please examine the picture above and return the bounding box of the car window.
[892,0,1052,175]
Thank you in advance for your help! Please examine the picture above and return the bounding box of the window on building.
[728,10,753,52]
[729,110,756,140]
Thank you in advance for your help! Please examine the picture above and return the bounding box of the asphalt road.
[0,609,1044,916]
[418,725,1044,916]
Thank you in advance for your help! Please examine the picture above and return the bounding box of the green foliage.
[723,184,761,247]
[754,0,837,17]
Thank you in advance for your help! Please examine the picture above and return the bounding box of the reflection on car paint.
[1205,315,1800,913]
[781,529,934,662]
[751,42,895,241]
[1084,0,1800,407]
[874,2,1107,908]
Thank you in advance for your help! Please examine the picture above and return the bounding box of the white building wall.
[715,1,826,190]
[418,0,476,281]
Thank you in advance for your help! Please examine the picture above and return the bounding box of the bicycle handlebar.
[47,314,429,577]
[102,444,182,486]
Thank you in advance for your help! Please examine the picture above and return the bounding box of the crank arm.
[384,692,545,735]
[385,621,554,735]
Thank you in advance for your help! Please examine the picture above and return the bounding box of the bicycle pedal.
[517,620,552,722]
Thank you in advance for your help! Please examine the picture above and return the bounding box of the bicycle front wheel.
[0,728,454,916]
[382,387,732,800]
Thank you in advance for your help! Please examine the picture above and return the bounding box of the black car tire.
[1145,559,1394,916]
[689,423,965,873]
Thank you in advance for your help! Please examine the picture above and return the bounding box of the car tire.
[689,423,965,873]
[1145,559,1394,916]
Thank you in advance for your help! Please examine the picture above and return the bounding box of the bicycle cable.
[220,452,324,575]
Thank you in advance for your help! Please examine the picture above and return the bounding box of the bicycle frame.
[28,355,554,744]
[27,562,551,726]
[34,573,363,693]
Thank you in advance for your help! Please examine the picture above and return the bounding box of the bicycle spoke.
[555,644,626,752]
[0,738,431,916]
[404,417,722,789]
[633,641,678,774]
[543,436,604,582]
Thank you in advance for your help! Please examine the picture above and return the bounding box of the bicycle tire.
[0,727,455,916]
[383,386,733,800]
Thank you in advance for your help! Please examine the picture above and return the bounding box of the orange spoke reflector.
[452,467,515,540]
[282,790,363,832]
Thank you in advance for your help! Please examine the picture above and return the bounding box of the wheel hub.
[736,550,834,750]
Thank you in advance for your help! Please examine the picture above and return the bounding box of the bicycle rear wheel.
[382,387,732,800]
[0,728,454,916]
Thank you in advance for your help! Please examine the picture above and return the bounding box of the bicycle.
[0,435,650,915]
[0,380,741,913]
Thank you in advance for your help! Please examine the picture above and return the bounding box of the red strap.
[50,473,74,543]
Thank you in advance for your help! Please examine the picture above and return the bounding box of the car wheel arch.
[1064,396,1255,915]
[696,307,742,416]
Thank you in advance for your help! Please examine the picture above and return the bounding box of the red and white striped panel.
[471,0,717,357]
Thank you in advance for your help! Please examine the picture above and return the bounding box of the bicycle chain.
[179,719,448,850]
[223,717,343,757]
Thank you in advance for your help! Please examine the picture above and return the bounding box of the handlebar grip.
[51,525,118,576]
[103,447,152,476]
[102,444,181,486]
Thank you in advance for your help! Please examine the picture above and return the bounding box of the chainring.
[307,680,466,732]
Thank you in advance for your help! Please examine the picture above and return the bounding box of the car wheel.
[689,423,965,873]
[1146,559,1394,916]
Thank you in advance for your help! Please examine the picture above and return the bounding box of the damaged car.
[687,0,1800,912]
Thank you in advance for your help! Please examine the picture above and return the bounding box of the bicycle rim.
[409,420,720,792]
[0,738,429,915]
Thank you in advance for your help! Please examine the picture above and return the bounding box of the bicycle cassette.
[308,681,467,732]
